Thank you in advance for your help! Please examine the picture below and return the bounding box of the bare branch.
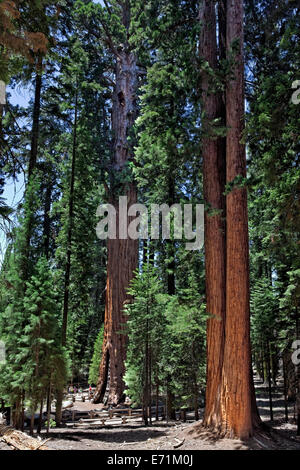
[97,16,122,59]
[103,0,112,15]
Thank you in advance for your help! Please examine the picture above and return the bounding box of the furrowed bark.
[93,39,138,404]
[201,0,260,437]
[219,0,255,439]
[200,0,226,429]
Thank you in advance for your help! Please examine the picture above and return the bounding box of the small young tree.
[124,265,166,422]
[0,254,69,433]
[125,267,206,422]
[161,277,206,420]
[22,256,69,434]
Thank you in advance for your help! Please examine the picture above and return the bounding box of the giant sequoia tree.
[93,0,139,404]
[220,0,257,438]
[200,0,226,429]
[201,0,260,438]
[1,0,299,443]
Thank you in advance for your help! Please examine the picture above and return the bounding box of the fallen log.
[0,424,50,450]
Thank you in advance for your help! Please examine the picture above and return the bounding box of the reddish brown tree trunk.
[200,0,226,429]
[94,188,138,405]
[93,37,139,404]
[219,0,255,439]
[201,0,260,438]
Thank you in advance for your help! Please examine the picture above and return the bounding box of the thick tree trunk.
[93,44,138,404]
[219,0,256,439]
[200,0,227,429]
[201,0,260,438]
[94,187,138,405]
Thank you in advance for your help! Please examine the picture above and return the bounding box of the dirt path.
[2,419,299,451]
[1,378,300,451]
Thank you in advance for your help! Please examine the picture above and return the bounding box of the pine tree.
[22,256,69,435]
[124,265,165,420]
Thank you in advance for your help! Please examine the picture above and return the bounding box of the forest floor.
[1,380,300,451]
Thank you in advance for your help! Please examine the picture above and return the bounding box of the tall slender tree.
[200,0,226,429]
[219,0,256,438]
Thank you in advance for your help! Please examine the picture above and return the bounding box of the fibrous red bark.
[201,0,260,438]
[200,0,226,429]
[219,0,259,438]
[93,42,139,404]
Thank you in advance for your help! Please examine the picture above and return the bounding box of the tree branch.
[103,0,112,15]
[97,16,122,59]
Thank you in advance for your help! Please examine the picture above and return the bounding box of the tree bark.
[201,0,260,438]
[200,0,227,429]
[43,174,52,259]
[93,29,138,404]
[21,55,43,283]
[28,55,43,180]
[219,0,256,439]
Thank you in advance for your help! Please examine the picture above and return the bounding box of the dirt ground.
[1,419,300,451]
[1,381,300,451]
